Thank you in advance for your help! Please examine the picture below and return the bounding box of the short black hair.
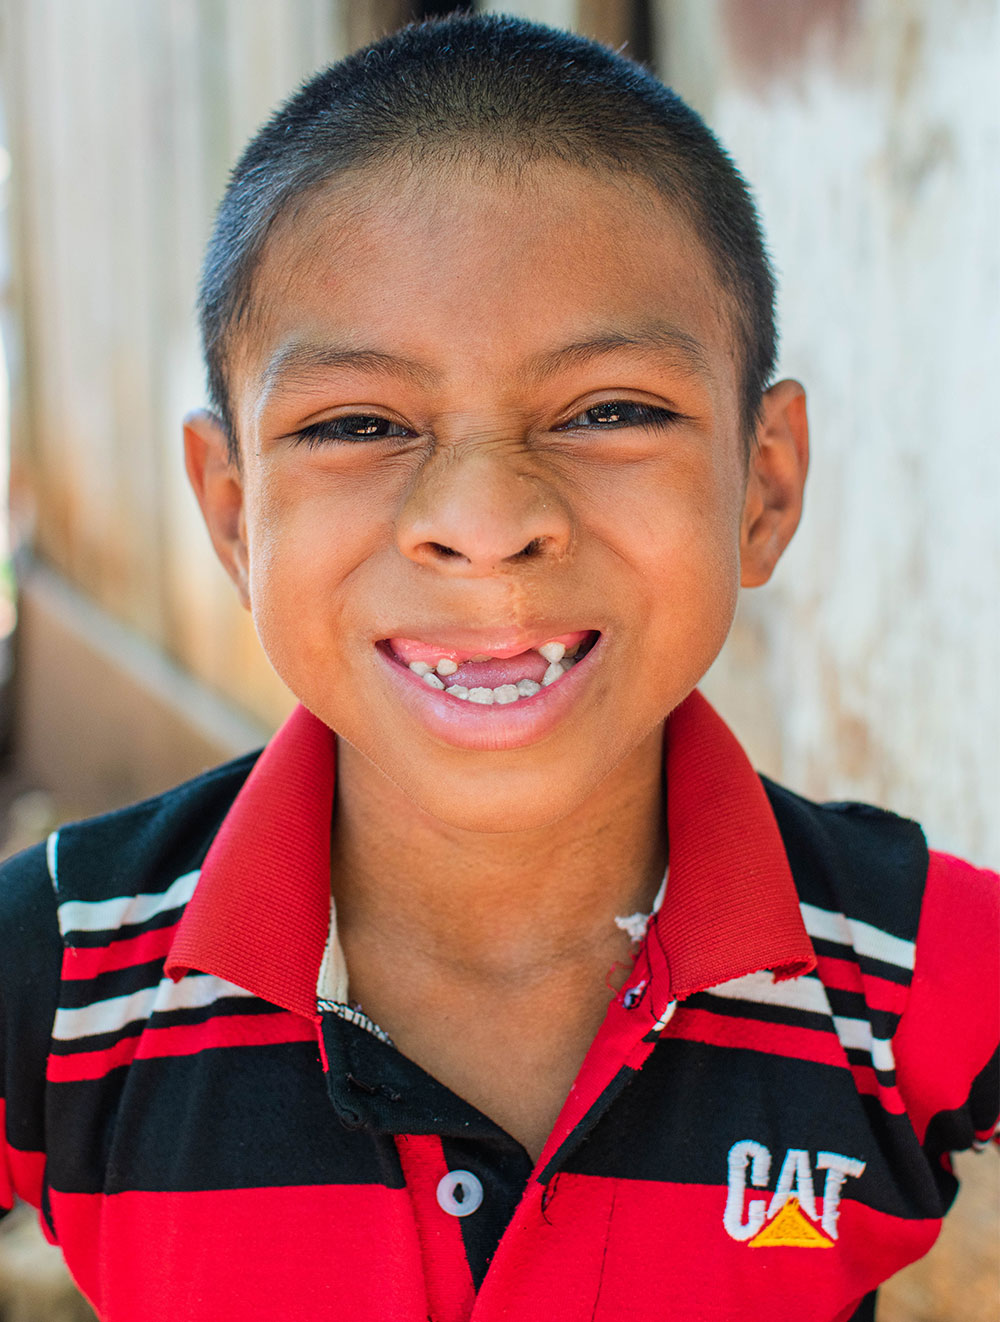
[199,12,776,454]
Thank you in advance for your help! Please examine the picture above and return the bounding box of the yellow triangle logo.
[748,1197,834,1248]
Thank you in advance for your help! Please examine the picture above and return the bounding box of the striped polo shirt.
[1,691,996,1321]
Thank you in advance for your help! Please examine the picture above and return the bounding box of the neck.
[329,727,668,986]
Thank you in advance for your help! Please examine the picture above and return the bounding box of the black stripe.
[48,996,283,1056]
[47,1041,404,1194]
[823,987,902,1043]
[560,1037,940,1219]
[440,1133,532,1292]
[61,904,188,948]
[810,936,913,985]
[0,842,63,1155]
[536,1066,637,1185]
[762,778,928,943]
[58,958,167,1008]
[842,1047,897,1085]
[688,990,837,1036]
[922,1046,1000,1211]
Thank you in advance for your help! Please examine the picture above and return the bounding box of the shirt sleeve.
[893,851,1000,1200]
[0,839,63,1216]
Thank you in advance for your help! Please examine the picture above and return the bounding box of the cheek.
[602,460,743,676]
[240,475,384,673]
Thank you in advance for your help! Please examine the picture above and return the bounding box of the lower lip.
[374,636,603,751]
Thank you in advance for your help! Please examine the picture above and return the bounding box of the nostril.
[514,537,545,559]
[427,542,461,558]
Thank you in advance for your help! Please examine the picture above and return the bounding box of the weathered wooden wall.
[2,0,350,728]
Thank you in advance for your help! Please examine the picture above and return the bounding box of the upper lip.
[379,627,599,661]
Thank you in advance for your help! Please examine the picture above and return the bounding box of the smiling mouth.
[380,630,600,705]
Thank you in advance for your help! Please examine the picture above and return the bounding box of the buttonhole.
[346,1072,378,1094]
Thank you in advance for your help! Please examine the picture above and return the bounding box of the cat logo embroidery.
[723,1141,866,1245]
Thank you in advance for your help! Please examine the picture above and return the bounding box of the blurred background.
[0,1,995,1319]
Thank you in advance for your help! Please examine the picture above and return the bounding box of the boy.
[1,13,996,1321]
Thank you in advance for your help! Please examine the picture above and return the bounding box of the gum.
[389,629,590,667]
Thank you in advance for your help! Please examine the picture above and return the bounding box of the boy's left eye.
[556,400,680,431]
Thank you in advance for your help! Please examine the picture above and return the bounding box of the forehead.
[232,158,737,420]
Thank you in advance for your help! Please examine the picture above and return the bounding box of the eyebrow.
[526,323,711,381]
[259,321,711,400]
[261,343,438,395]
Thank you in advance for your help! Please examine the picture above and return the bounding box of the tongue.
[448,652,549,688]
[388,630,588,672]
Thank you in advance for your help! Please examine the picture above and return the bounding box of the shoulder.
[762,777,998,1148]
[47,748,261,910]
[0,749,260,970]
[893,850,999,1146]
[0,839,63,1004]
[761,777,929,947]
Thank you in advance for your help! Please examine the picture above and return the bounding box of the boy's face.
[186,159,807,832]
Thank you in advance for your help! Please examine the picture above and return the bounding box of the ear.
[183,409,251,610]
[739,379,809,588]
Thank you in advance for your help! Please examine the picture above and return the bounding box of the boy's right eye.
[294,414,412,445]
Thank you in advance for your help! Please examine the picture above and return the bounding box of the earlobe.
[183,409,251,609]
[739,380,810,588]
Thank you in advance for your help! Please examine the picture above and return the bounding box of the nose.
[396,448,572,573]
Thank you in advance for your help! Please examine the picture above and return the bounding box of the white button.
[436,1169,484,1217]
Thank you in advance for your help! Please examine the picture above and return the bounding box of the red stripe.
[894,852,1000,1142]
[396,1135,476,1322]
[61,923,179,980]
[47,1013,317,1082]
[847,1063,906,1114]
[814,955,909,1015]
[479,1175,940,1319]
[1,1100,46,1208]
[669,1005,846,1069]
[50,1184,427,1322]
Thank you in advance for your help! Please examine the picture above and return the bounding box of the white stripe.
[651,999,678,1035]
[706,971,832,1016]
[832,1015,896,1073]
[53,973,255,1042]
[57,870,200,937]
[800,902,916,972]
[46,830,59,890]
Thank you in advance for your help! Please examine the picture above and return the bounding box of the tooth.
[538,641,566,664]
[422,672,445,689]
[468,653,492,662]
[447,685,469,699]
[516,679,540,697]
[436,658,458,676]
[542,662,564,686]
[409,661,432,675]
[564,641,581,657]
[468,687,495,704]
[493,684,519,704]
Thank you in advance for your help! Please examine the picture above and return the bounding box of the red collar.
[166,691,814,1016]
